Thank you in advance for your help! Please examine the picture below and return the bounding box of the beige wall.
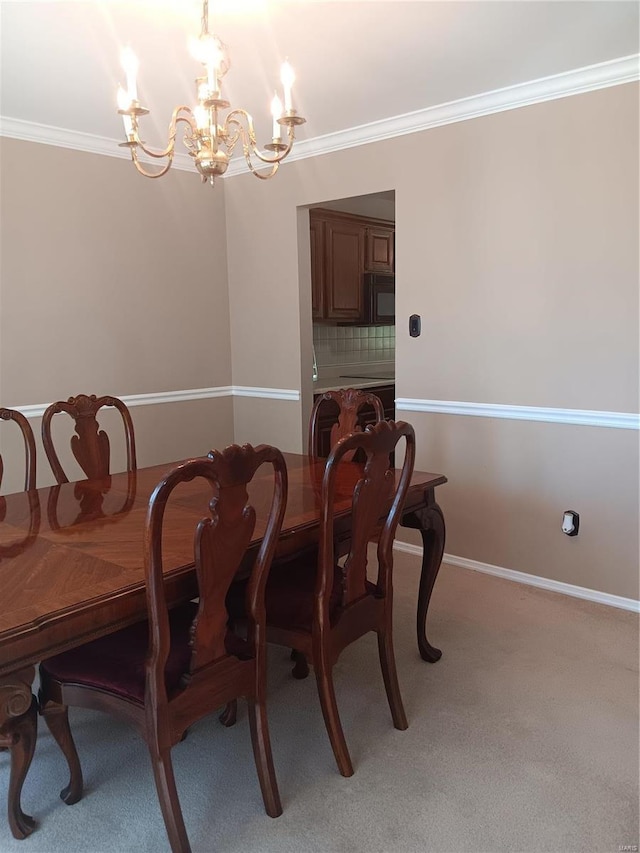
[316,194,395,221]
[401,413,639,600]
[223,83,639,600]
[0,139,234,492]
[1,85,637,599]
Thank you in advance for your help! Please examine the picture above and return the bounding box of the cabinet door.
[310,216,325,319]
[366,227,394,272]
[325,219,366,321]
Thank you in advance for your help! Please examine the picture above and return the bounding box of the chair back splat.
[39,443,287,853]
[145,445,287,700]
[308,388,385,461]
[323,419,415,611]
[0,407,37,492]
[41,394,136,483]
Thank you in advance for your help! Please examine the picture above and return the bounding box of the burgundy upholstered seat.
[41,604,251,705]
[228,546,344,633]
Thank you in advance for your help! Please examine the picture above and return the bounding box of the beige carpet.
[1,552,638,853]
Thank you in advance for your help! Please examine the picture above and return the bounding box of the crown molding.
[1,55,637,177]
[0,117,195,172]
[395,399,640,430]
[226,53,640,177]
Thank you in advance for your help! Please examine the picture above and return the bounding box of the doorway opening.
[299,190,396,442]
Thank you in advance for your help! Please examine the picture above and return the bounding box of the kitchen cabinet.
[309,215,325,318]
[365,226,394,273]
[310,209,394,323]
[312,384,395,458]
[324,216,365,321]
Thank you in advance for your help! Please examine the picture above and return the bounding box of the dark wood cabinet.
[310,215,325,319]
[310,209,394,323]
[324,217,365,321]
[312,384,395,458]
[365,226,394,273]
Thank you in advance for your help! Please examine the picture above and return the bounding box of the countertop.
[313,375,395,394]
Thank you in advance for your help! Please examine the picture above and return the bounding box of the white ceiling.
[1,1,638,158]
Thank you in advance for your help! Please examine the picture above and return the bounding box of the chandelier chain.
[201,0,209,37]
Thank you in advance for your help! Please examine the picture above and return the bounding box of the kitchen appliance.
[365,272,395,324]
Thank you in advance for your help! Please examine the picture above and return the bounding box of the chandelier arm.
[243,159,280,181]
[131,147,175,179]
[248,136,294,165]
[224,110,258,148]
[223,117,244,152]
[134,107,198,159]
[224,110,294,165]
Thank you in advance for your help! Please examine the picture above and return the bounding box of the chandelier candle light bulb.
[281,60,295,112]
[271,93,283,139]
[116,0,305,185]
[120,47,139,103]
[117,87,134,137]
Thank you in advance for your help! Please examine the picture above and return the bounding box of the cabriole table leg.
[402,490,446,662]
[0,666,38,839]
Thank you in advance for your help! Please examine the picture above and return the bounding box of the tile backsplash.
[313,323,395,368]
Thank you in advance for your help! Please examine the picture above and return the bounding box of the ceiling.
[1,1,638,157]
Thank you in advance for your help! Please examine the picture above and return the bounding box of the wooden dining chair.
[299,388,388,676]
[0,407,37,492]
[0,408,39,836]
[38,443,288,853]
[41,393,136,484]
[308,388,385,460]
[230,419,416,777]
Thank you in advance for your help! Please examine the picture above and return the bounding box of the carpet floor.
[1,552,638,853]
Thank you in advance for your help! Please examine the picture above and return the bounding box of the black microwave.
[365,273,395,324]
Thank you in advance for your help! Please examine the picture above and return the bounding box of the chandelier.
[116,0,305,186]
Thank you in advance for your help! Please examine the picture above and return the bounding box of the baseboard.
[393,541,640,613]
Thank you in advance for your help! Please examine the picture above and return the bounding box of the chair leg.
[148,744,191,853]
[40,701,84,804]
[219,700,237,727]
[290,650,309,680]
[377,628,408,731]
[314,656,353,777]
[247,698,282,818]
[6,696,38,839]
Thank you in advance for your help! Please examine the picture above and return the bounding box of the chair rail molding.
[13,391,637,426]
[394,399,640,430]
[231,386,300,401]
[15,386,300,419]
[1,55,637,176]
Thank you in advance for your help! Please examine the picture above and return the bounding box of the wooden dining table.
[0,451,447,840]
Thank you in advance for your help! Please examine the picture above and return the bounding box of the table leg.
[402,489,446,662]
[0,667,37,839]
